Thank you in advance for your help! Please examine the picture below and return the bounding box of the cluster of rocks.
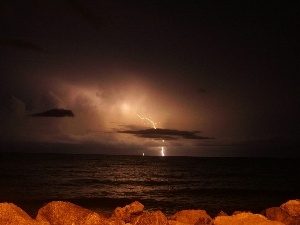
[0,199,299,225]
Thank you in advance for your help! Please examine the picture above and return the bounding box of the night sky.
[0,1,299,156]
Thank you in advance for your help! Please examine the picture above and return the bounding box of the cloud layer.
[118,128,214,140]
[30,109,75,117]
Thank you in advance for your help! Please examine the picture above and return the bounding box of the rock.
[36,201,110,225]
[130,210,168,225]
[265,206,300,225]
[214,212,285,225]
[265,207,287,222]
[232,211,245,215]
[112,201,144,222]
[281,200,300,217]
[168,220,191,225]
[0,202,48,225]
[217,211,228,216]
[127,201,144,214]
[169,209,212,225]
[265,200,300,225]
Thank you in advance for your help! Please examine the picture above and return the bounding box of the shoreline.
[1,199,299,225]
[9,197,287,219]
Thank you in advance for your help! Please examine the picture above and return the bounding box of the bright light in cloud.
[121,103,130,112]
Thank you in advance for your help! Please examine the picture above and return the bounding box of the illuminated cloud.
[0,1,298,156]
[117,128,214,140]
[30,109,75,117]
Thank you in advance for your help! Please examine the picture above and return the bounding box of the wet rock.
[0,202,47,225]
[35,201,109,225]
[214,212,285,225]
[130,210,168,225]
[281,200,300,217]
[169,209,212,225]
[112,201,144,222]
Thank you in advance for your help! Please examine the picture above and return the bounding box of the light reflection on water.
[1,154,300,216]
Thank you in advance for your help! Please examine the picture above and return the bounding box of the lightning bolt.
[137,114,157,129]
[161,146,165,156]
[136,114,165,156]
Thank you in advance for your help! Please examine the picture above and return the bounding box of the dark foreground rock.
[1,199,300,225]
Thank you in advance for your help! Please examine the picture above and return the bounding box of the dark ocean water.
[0,153,299,217]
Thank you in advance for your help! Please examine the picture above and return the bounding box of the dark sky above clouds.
[0,1,299,156]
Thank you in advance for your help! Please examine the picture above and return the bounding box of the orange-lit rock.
[130,210,168,225]
[0,202,48,225]
[214,212,284,225]
[217,210,228,216]
[265,201,300,225]
[36,201,109,225]
[168,220,191,225]
[232,211,244,215]
[280,199,300,217]
[112,201,144,222]
[265,207,288,224]
[168,209,212,225]
[2,199,300,225]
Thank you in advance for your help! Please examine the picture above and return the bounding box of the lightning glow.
[161,147,165,156]
[137,114,157,129]
[137,114,165,156]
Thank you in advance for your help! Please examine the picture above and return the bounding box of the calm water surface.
[0,153,299,216]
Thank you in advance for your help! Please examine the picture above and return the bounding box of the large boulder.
[214,212,284,225]
[281,200,300,217]
[168,209,212,225]
[112,201,144,222]
[0,202,48,225]
[265,200,300,225]
[265,207,290,224]
[35,201,113,225]
[130,210,168,225]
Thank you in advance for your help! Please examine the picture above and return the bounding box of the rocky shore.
[0,199,299,225]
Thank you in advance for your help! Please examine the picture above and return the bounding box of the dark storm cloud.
[118,128,214,140]
[30,109,74,117]
[0,37,45,53]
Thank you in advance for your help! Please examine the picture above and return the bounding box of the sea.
[0,153,299,217]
